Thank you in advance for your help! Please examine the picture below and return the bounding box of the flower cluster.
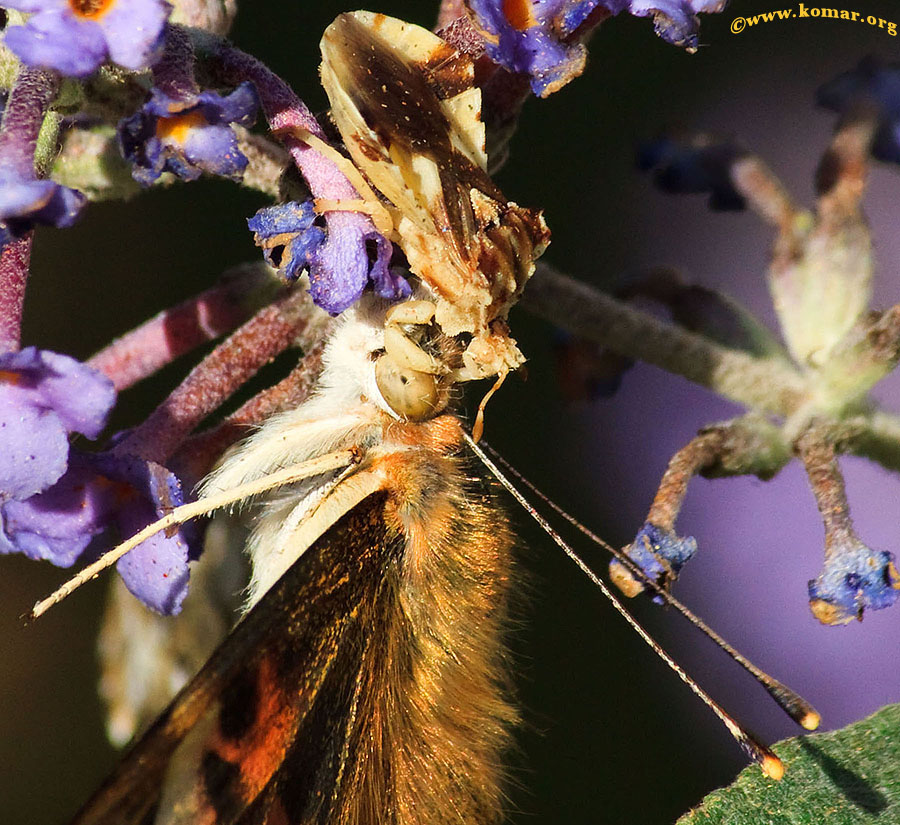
[3,0,899,642]
[119,83,260,185]
[606,66,900,624]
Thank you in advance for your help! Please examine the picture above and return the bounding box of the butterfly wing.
[71,492,400,825]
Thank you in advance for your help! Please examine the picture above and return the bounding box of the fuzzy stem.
[795,424,856,552]
[170,338,327,484]
[87,264,278,391]
[730,155,798,232]
[152,24,200,101]
[647,416,791,528]
[113,287,319,464]
[0,68,62,349]
[820,304,900,405]
[0,67,60,175]
[842,411,900,474]
[0,233,31,351]
[202,37,360,202]
[522,262,810,416]
[646,431,724,530]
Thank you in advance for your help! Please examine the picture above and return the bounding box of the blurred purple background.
[2,1,899,823]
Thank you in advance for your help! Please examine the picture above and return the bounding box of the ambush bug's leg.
[283,126,395,237]
[312,198,394,231]
[382,301,448,376]
[375,300,457,421]
[30,448,361,620]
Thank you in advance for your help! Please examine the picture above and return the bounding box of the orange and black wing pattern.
[71,493,401,825]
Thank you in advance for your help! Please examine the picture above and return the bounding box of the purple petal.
[1,347,116,439]
[638,136,748,210]
[3,448,195,614]
[119,84,257,185]
[610,521,697,600]
[100,0,169,71]
[0,175,86,233]
[115,499,190,614]
[248,201,326,281]
[181,124,248,178]
[2,1,69,12]
[368,235,409,302]
[4,10,108,76]
[1,458,116,564]
[625,0,726,49]
[96,453,193,615]
[248,200,318,237]
[0,348,115,500]
[0,384,69,500]
[195,83,260,127]
[809,541,900,625]
[308,211,373,314]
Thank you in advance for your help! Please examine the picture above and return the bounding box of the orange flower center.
[68,0,115,20]
[502,0,538,30]
[0,370,21,385]
[155,111,208,145]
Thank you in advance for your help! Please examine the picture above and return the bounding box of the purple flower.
[248,200,409,315]
[818,58,900,165]
[0,167,86,248]
[248,201,326,282]
[1,450,195,614]
[3,0,170,77]
[638,136,748,210]
[808,538,900,626]
[0,347,115,501]
[118,82,259,185]
[465,0,725,97]
[610,521,697,599]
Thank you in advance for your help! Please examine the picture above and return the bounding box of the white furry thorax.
[200,296,401,608]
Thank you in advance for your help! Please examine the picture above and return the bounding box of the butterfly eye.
[374,353,449,420]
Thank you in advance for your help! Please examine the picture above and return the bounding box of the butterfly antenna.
[464,433,787,780]
[30,448,360,620]
[481,442,820,733]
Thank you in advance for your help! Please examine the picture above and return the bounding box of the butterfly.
[67,11,549,825]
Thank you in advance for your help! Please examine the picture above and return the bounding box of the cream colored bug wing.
[319,14,501,289]
[320,12,550,376]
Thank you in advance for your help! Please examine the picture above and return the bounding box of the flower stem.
[0,67,60,176]
[795,423,856,550]
[152,24,199,100]
[87,263,279,391]
[0,234,31,351]
[114,286,321,464]
[202,36,360,202]
[522,262,810,416]
[171,338,328,483]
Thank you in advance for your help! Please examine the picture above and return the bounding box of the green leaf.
[679,704,900,825]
